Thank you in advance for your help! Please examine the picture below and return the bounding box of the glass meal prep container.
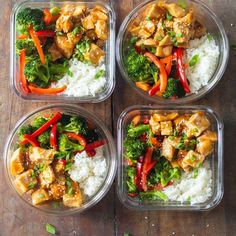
[4,104,117,215]
[10,0,115,103]
[117,105,223,210]
[116,0,229,104]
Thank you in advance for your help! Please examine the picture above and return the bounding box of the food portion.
[124,0,219,99]
[15,4,109,97]
[124,111,217,204]
[10,112,107,207]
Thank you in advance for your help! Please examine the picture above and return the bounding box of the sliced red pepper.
[135,161,143,191]
[59,159,67,165]
[127,159,133,166]
[28,85,66,94]
[36,30,56,37]
[85,140,105,152]
[50,124,58,150]
[161,55,173,75]
[146,160,157,173]
[19,49,30,93]
[19,112,62,145]
[86,149,96,157]
[23,134,40,147]
[174,48,191,93]
[43,9,52,26]
[149,82,160,96]
[128,192,138,197]
[65,132,87,148]
[143,116,149,125]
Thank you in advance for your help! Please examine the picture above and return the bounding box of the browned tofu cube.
[164,3,186,18]
[87,43,105,65]
[161,121,173,135]
[161,137,175,161]
[63,189,83,207]
[29,147,55,165]
[10,148,24,176]
[185,112,210,137]
[196,139,214,157]
[56,14,74,33]
[32,189,50,205]
[167,136,181,148]
[145,3,165,20]
[149,116,161,135]
[152,113,169,122]
[39,166,56,187]
[14,169,37,194]
[50,183,66,200]
[182,150,205,172]
[95,20,108,40]
[199,130,217,142]
[54,161,65,174]
[82,15,95,30]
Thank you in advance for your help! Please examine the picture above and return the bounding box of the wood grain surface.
[0,0,236,235]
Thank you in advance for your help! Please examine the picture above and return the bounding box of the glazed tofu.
[161,137,175,161]
[155,45,173,57]
[160,121,173,136]
[182,150,205,172]
[145,3,165,20]
[95,20,108,40]
[149,116,161,135]
[67,32,82,44]
[63,189,83,207]
[50,183,66,200]
[185,112,211,137]
[39,166,56,187]
[56,14,74,33]
[14,169,37,194]
[61,4,75,15]
[73,5,87,19]
[88,43,105,65]
[196,139,214,157]
[54,161,65,174]
[90,8,108,22]
[55,35,75,58]
[32,189,50,205]
[167,136,181,148]
[164,3,186,18]
[29,147,55,166]
[171,150,188,169]
[159,35,173,46]
[10,148,24,176]
[48,43,63,61]
[198,130,217,142]
[81,15,95,30]
[138,20,156,39]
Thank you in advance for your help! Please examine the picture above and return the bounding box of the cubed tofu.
[198,130,217,142]
[182,150,205,172]
[48,43,63,61]
[138,20,156,39]
[32,189,50,205]
[130,25,141,36]
[90,9,108,22]
[67,32,82,44]
[161,121,173,136]
[88,43,105,65]
[95,20,108,40]
[196,139,214,157]
[145,3,165,20]
[39,166,56,187]
[161,137,175,161]
[50,183,66,200]
[152,113,169,122]
[136,38,157,47]
[171,150,188,169]
[81,15,95,30]
[56,14,74,33]
[63,189,83,207]
[155,45,173,57]
[73,5,87,19]
[29,147,56,166]
[55,35,75,58]
[14,169,37,194]
[61,4,75,15]
[167,136,181,148]
[54,161,65,174]
[10,148,24,176]
[185,112,211,137]
[159,35,173,46]
[149,116,161,135]
[164,3,186,18]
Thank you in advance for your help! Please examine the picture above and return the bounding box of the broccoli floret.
[49,60,69,77]
[37,131,50,148]
[18,124,35,142]
[162,78,186,99]
[126,166,137,193]
[31,116,48,129]
[16,38,36,55]
[16,7,45,34]
[62,116,89,136]
[139,190,168,201]
[58,134,84,152]
[127,124,150,138]
[125,48,158,83]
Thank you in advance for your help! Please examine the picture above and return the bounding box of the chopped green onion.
[155,35,163,41]
[39,194,45,199]
[45,224,56,235]
[189,54,200,67]
[178,0,187,9]
[52,202,60,208]
[176,33,183,38]
[56,31,63,36]
[193,168,198,178]
[68,187,74,195]
[67,70,73,77]
[166,12,173,21]
[146,16,151,21]
[50,7,60,16]
[207,33,213,41]
[72,26,83,35]
[130,36,138,44]
[124,233,132,236]
[95,69,105,79]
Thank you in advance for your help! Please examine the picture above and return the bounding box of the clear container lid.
[117,105,223,210]
[11,0,116,103]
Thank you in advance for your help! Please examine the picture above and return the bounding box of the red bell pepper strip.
[128,192,138,197]
[59,159,67,165]
[43,9,52,26]
[160,55,173,75]
[50,124,58,150]
[148,81,160,96]
[23,134,40,147]
[36,30,56,37]
[85,140,105,151]
[17,34,28,39]
[19,112,62,145]
[65,132,87,148]
[28,85,67,94]
[144,52,168,93]
[86,149,96,157]
[174,48,191,93]
[19,49,30,93]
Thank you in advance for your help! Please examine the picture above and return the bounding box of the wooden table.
[1,0,236,235]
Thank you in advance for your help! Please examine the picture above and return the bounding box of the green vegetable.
[146,16,151,21]
[126,166,137,193]
[16,38,36,55]
[127,124,150,138]
[18,124,35,142]
[162,78,186,98]
[189,54,200,67]
[176,134,197,151]
[207,33,213,41]
[66,178,74,195]
[58,133,84,152]
[50,7,60,16]
[74,39,91,62]
[31,116,48,129]
[125,48,158,83]
[16,8,45,34]
[45,223,56,235]
[139,190,168,201]
[124,138,146,161]
[95,69,105,79]
[65,161,73,171]
[166,12,173,21]
[130,36,138,45]
[72,26,83,35]
[37,131,50,148]
[124,233,132,236]
[178,0,187,9]
[193,168,198,178]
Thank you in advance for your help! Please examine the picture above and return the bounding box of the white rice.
[185,35,220,93]
[69,147,107,197]
[53,59,106,97]
[163,163,213,204]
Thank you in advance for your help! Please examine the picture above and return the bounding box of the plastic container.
[116,0,229,104]
[4,104,117,215]
[10,1,116,103]
[117,105,223,210]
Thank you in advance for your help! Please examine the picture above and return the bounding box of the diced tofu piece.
[14,169,37,194]
[185,112,211,137]
[154,22,165,41]
[161,137,175,161]
[88,43,105,65]
[50,183,66,200]
[159,35,173,46]
[56,14,74,33]
[86,30,98,41]
[136,38,157,47]
[182,150,205,172]
[167,136,181,148]
[48,43,63,61]
[32,189,50,205]
[138,20,156,39]
[73,5,87,19]
[161,121,173,136]
[155,45,173,57]
[61,4,75,15]
[171,150,187,168]
[152,113,169,122]
[63,189,83,207]
[29,147,56,166]
[95,20,108,40]
[149,116,161,135]
[174,115,190,126]
[54,161,65,174]
[90,8,108,22]
[67,32,82,44]
[196,139,214,157]
[145,3,166,20]
[130,25,141,36]
[55,35,75,58]
[92,5,107,14]
[167,113,179,120]
[82,15,95,30]
[39,166,56,187]
[10,148,24,176]
[198,130,217,142]
[164,3,186,18]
